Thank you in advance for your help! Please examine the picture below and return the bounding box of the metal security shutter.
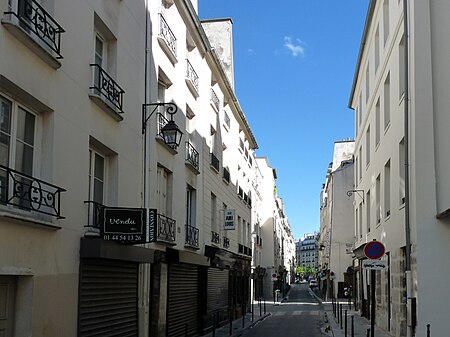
[167,263,198,337]
[79,259,138,337]
[207,268,229,313]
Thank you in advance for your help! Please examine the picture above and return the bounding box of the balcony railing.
[185,141,199,171]
[223,237,230,249]
[238,244,244,254]
[210,88,219,112]
[4,0,65,58]
[223,111,230,129]
[210,153,219,172]
[186,59,199,93]
[157,213,176,244]
[185,224,199,248]
[237,186,243,199]
[84,200,104,229]
[0,165,66,219]
[222,167,230,184]
[90,64,125,113]
[211,231,220,244]
[158,13,177,57]
[239,138,244,152]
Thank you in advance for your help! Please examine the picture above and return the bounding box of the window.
[186,185,196,227]
[366,126,371,167]
[157,166,172,216]
[383,0,390,45]
[0,94,36,175]
[384,73,391,129]
[355,155,359,183]
[384,160,391,218]
[375,99,380,146]
[399,138,405,205]
[358,147,362,180]
[399,35,405,99]
[365,64,370,104]
[375,25,380,72]
[366,190,371,233]
[358,94,362,127]
[211,193,217,232]
[88,149,105,205]
[376,174,381,224]
[0,94,36,207]
[358,203,363,238]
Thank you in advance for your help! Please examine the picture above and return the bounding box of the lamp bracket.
[347,189,365,203]
[142,102,178,134]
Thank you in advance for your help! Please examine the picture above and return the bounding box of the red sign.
[364,241,385,260]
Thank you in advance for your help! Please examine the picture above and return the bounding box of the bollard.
[252,302,254,322]
[340,304,343,329]
[264,298,266,314]
[260,299,262,316]
[229,316,232,336]
[212,313,216,337]
[427,324,431,337]
[345,310,348,337]
[366,328,370,337]
[351,316,354,337]
[185,323,188,337]
[242,311,245,328]
[337,301,340,324]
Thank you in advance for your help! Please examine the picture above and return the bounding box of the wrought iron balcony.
[237,186,243,199]
[186,59,199,94]
[158,13,177,58]
[156,213,176,244]
[222,167,230,184]
[223,237,230,249]
[223,111,230,129]
[211,231,220,244]
[0,165,66,219]
[239,138,244,152]
[4,0,65,59]
[210,153,219,172]
[185,224,199,248]
[90,64,125,113]
[84,200,104,229]
[238,243,244,254]
[210,88,219,112]
[185,141,199,171]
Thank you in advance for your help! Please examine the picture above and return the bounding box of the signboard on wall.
[102,207,156,244]
[224,209,236,230]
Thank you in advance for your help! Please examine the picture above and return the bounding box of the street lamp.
[142,102,183,148]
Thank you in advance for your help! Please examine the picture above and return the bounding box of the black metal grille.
[210,153,219,172]
[223,237,230,249]
[185,141,199,170]
[210,88,219,111]
[0,165,66,219]
[90,64,125,113]
[223,167,230,183]
[158,13,176,56]
[5,0,65,58]
[186,59,199,92]
[211,231,220,244]
[84,200,104,229]
[185,224,199,248]
[157,213,176,243]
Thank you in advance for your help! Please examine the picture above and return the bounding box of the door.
[0,276,15,337]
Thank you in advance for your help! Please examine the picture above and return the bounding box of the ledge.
[89,93,124,121]
[0,210,61,230]
[157,36,177,65]
[1,19,62,69]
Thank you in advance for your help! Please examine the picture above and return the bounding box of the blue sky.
[198,1,369,240]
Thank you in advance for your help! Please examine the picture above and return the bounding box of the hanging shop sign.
[102,207,156,244]
[224,209,236,230]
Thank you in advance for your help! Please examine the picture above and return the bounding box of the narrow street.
[242,284,325,337]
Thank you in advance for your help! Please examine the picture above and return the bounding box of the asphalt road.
[242,283,325,337]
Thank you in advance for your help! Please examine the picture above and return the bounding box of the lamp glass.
[161,120,183,147]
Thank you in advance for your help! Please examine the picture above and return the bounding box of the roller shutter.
[167,263,198,337]
[78,259,138,337]
[207,268,229,313]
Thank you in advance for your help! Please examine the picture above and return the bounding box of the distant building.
[296,234,319,270]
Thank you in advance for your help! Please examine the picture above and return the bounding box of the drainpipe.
[402,0,414,336]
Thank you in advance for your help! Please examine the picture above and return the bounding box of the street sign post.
[364,240,385,337]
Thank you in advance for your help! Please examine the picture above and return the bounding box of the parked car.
[309,279,318,288]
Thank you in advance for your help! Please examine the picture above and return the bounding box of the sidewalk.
[201,302,272,337]
[312,291,392,337]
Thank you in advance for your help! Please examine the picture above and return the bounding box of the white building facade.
[349,1,450,336]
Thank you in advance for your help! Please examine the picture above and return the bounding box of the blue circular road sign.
[364,241,385,259]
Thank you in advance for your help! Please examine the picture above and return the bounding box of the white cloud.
[283,36,305,57]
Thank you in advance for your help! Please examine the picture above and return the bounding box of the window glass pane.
[15,142,34,176]
[16,107,35,146]
[93,179,103,204]
[95,36,103,66]
[94,153,104,180]
[0,96,12,134]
